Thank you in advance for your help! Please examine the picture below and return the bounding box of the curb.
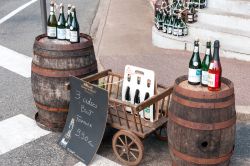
[89,0,250,122]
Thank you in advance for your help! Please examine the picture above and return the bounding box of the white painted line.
[0,0,38,24]
[0,114,51,155]
[0,45,32,78]
[74,155,121,166]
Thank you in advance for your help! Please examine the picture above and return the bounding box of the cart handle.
[82,69,112,82]
[136,86,173,111]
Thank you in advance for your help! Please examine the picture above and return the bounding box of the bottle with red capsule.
[207,40,222,91]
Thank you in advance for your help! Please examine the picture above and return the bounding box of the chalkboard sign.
[58,76,108,165]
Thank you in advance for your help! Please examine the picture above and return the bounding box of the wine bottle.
[201,40,212,86]
[47,1,57,39]
[125,86,131,102]
[70,6,80,43]
[173,14,179,36]
[167,11,174,34]
[188,38,202,85]
[143,92,150,120]
[65,4,72,41]
[57,3,66,40]
[187,3,194,23]
[134,89,140,105]
[183,21,188,36]
[208,40,222,91]
[177,13,183,36]
[162,9,169,33]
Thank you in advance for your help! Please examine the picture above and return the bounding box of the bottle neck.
[213,47,220,61]
[60,7,63,14]
[194,42,199,53]
[50,5,55,14]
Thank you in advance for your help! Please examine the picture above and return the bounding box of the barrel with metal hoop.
[168,75,236,166]
[31,33,98,131]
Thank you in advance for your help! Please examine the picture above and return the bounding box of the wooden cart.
[82,69,173,166]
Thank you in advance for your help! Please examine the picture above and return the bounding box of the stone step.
[152,25,250,61]
[207,0,250,15]
[198,8,250,32]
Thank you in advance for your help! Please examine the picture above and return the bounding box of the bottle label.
[167,27,172,34]
[206,48,210,55]
[207,73,220,88]
[173,28,178,35]
[178,29,183,36]
[162,26,167,33]
[183,28,188,35]
[201,71,208,85]
[188,68,201,83]
[57,28,66,39]
[194,46,199,53]
[70,31,78,42]
[47,26,56,37]
[66,29,70,40]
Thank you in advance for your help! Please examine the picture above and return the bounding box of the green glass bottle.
[188,38,202,85]
[173,14,179,36]
[167,11,174,34]
[177,13,184,36]
[65,4,72,41]
[162,9,169,33]
[47,1,57,39]
[70,6,80,43]
[57,3,66,40]
[201,40,212,86]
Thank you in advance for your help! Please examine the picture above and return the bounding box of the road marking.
[0,45,32,78]
[0,0,38,24]
[0,114,51,155]
[74,155,121,166]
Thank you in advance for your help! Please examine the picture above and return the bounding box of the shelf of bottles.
[154,0,207,37]
[47,1,80,43]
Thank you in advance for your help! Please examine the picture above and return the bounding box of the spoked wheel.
[112,130,144,166]
[155,123,168,141]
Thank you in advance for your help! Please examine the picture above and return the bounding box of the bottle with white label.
[65,4,72,41]
[201,40,212,86]
[188,38,201,85]
[70,6,80,43]
[167,11,174,34]
[57,3,66,40]
[173,14,179,36]
[47,1,57,39]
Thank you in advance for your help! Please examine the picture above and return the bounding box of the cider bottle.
[208,40,222,91]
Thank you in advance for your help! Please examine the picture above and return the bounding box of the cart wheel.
[155,123,168,141]
[112,130,144,166]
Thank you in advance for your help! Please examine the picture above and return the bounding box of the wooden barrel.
[168,75,236,166]
[31,34,98,132]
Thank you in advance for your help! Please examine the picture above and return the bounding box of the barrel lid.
[34,33,93,51]
[174,75,234,99]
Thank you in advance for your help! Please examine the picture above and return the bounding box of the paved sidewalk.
[91,0,250,119]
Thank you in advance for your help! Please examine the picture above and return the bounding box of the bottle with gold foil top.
[47,1,57,39]
[70,6,80,43]
[57,3,66,40]
[201,40,212,86]
[65,4,72,41]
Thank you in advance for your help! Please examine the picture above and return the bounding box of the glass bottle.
[65,4,72,41]
[188,38,202,85]
[201,40,212,86]
[70,6,80,43]
[208,40,222,91]
[47,1,57,39]
[57,3,66,40]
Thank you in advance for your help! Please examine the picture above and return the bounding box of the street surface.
[0,0,250,166]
